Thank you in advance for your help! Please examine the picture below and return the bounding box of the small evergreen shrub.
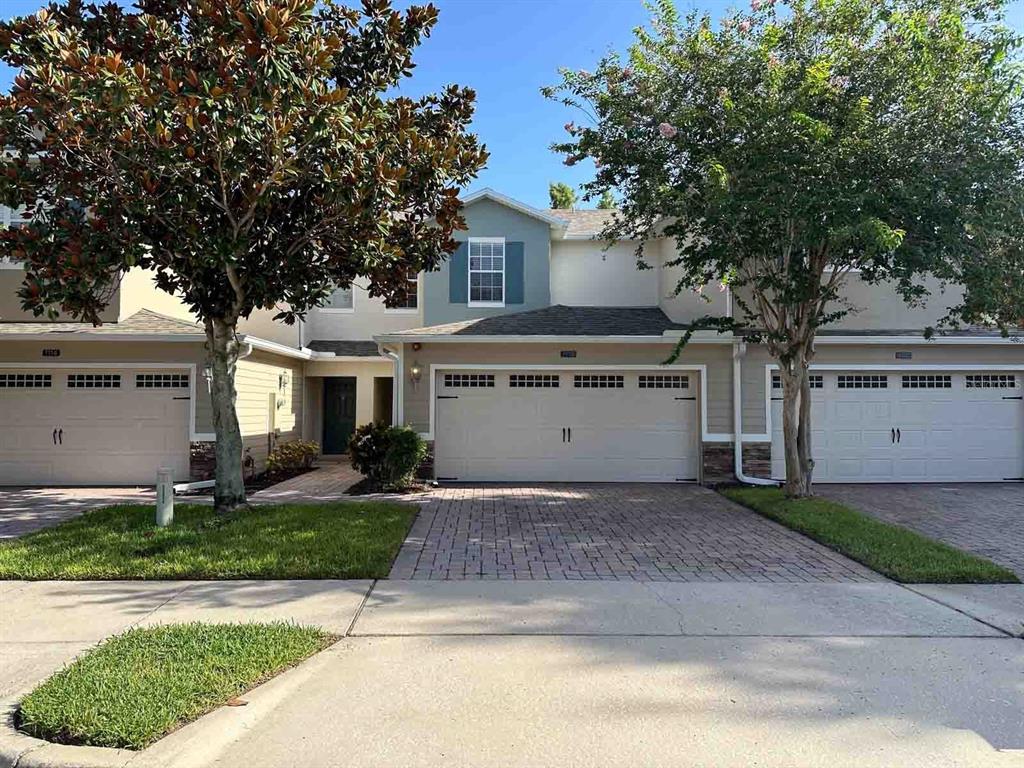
[349,423,427,489]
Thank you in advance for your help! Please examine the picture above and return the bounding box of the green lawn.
[18,622,335,749]
[721,487,1019,584]
[0,502,416,580]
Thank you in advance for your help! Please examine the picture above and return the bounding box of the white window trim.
[383,270,421,314]
[320,285,356,314]
[467,236,506,308]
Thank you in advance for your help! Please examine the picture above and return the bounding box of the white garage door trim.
[432,367,701,482]
[421,363,716,441]
[765,363,1024,483]
[0,362,205,441]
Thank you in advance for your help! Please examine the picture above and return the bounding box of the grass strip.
[721,486,1019,584]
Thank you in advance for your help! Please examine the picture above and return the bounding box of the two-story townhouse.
[0,214,430,484]
[1,187,1022,487]
[376,188,1024,486]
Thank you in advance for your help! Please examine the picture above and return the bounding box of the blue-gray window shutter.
[505,241,525,304]
[448,241,468,303]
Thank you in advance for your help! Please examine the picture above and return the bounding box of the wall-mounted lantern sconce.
[203,366,213,393]
[278,371,290,391]
[410,360,423,387]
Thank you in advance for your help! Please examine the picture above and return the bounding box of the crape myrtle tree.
[0,0,487,511]
[545,0,1023,497]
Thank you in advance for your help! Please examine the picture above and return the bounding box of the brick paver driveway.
[390,484,880,582]
[821,483,1024,579]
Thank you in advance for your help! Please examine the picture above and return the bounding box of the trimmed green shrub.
[349,423,427,489]
[266,440,320,473]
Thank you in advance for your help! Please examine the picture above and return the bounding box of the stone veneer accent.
[190,441,216,481]
[701,442,772,486]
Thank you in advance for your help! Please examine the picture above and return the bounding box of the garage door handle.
[891,428,895,444]
[58,428,63,445]
[568,427,572,443]
[896,428,900,444]
[562,428,566,443]
[53,428,57,445]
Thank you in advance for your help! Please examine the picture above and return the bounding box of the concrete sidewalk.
[1,580,1021,768]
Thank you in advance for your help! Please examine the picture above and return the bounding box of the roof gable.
[460,188,569,229]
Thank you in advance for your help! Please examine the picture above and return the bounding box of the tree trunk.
[206,316,246,513]
[780,359,814,498]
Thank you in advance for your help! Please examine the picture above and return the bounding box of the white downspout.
[733,339,778,486]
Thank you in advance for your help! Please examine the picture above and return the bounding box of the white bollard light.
[156,467,174,527]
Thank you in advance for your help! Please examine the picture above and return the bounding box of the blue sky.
[2,0,1022,209]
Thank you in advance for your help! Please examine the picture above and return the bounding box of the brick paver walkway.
[250,459,362,503]
[821,483,1024,579]
[389,484,881,582]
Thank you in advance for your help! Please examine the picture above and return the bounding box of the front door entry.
[323,377,357,454]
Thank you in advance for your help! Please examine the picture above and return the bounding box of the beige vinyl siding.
[398,341,734,436]
[234,351,304,469]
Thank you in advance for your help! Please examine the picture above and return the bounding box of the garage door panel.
[435,370,699,483]
[0,367,191,486]
[772,370,1023,483]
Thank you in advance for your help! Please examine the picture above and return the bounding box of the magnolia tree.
[545,0,1023,497]
[0,0,487,512]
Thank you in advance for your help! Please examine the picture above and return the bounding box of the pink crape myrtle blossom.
[738,19,752,34]
[658,122,678,139]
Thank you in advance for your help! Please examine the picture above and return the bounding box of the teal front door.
[323,377,357,454]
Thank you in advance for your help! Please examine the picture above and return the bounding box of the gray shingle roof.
[389,305,688,337]
[0,309,203,336]
[547,209,618,237]
[307,340,383,356]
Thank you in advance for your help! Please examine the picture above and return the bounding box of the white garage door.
[770,371,1024,482]
[0,368,191,485]
[434,369,699,483]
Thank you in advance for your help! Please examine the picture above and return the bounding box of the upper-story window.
[1,205,27,229]
[385,269,418,311]
[0,206,28,269]
[323,285,354,312]
[468,237,505,306]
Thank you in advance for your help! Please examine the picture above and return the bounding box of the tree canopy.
[0,0,486,509]
[0,0,487,325]
[545,0,1023,494]
[548,181,577,209]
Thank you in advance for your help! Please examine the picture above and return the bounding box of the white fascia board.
[239,335,313,359]
[813,335,1022,345]
[460,188,570,229]
[372,334,733,345]
[306,355,389,363]
[0,332,204,342]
